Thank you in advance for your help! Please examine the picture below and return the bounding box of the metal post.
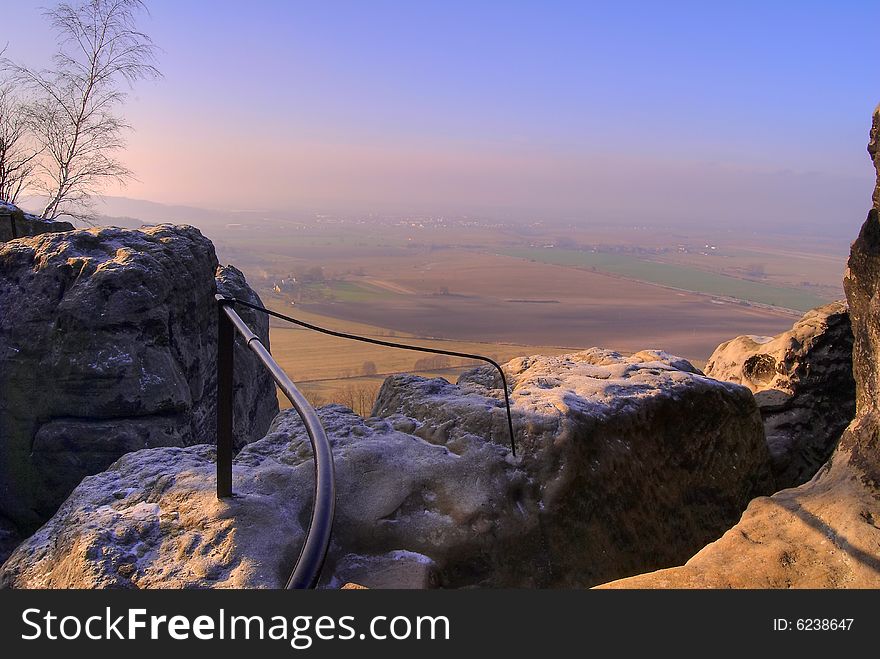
[216,295,234,498]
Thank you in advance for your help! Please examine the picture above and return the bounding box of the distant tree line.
[301,382,382,418]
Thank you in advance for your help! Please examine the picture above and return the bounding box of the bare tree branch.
[0,83,41,204]
[1,0,160,222]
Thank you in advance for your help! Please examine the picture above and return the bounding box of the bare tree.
[3,0,160,221]
[300,385,327,410]
[0,45,37,208]
[335,383,381,417]
[0,81,40,204]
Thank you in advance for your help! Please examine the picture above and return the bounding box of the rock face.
[705,301,855,488]
[374,349,774,586]
[2,350,774,588]
[0,225,278,541]
[0,201,73,242]
[598,105,880,590]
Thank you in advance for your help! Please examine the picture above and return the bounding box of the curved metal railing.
[215,295,336,590]
[230,296,517,455]
[215,292,518,588]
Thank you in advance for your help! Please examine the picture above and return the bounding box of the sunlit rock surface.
[705,301,855,488]
[374,349,774,586]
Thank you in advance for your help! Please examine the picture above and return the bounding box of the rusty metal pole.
[216,295,234,498]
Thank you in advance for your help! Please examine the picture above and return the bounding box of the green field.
[300,280,395,303]
[500,248,830,312]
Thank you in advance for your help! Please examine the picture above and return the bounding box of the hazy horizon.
[11,191,862,246]
[4,1,879,238]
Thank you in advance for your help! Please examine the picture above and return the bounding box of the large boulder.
[0,201,73,242]
[0,225,278,541]
[1,349,775,588]
[705,301,855,488]
[374,349,775,586]
[598,105,880,590]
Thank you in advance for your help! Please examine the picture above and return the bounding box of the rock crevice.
[705,301,855,488]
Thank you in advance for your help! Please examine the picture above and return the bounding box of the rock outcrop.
[0,225,278,543]
[2,350,774,588]
[598,105,880,589]
[705,301,855,488]
[0,201,73,242]
[374,349,774,585]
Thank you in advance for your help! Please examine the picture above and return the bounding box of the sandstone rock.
[596,438,880,588]
[0,405,531,588]
[374,348,775,586]
[324,551,439,590]
[0,201,73,242]
[705,301,855,488]
[597,105,880,590]
[0,225,278,532]
[847,105,880,484]
[1,350,775,589]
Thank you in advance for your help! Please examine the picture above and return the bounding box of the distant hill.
[13,195,282,231]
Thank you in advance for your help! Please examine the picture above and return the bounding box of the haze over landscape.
[5,0,880,600]
[5,0,879,409]
[5,1,878,228]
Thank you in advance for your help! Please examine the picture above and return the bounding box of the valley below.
[175,211,845,408]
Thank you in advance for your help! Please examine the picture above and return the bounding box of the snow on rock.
[372,348,775,586]
[1,405,531,588]
[1,349,775,588]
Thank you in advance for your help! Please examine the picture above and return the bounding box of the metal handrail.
[230,296,518,455]
[215,294,336,590]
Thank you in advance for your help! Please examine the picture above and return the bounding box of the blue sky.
[3,1,879,232]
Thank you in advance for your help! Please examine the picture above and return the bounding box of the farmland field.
[171,210,850,411]
[263,303,572,412]
[499,248,831,311]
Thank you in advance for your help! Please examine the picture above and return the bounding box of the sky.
[2,0,879,234]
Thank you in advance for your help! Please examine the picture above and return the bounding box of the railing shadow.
[767,496,880,576]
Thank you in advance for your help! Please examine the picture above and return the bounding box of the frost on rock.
[3,350,775,588]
